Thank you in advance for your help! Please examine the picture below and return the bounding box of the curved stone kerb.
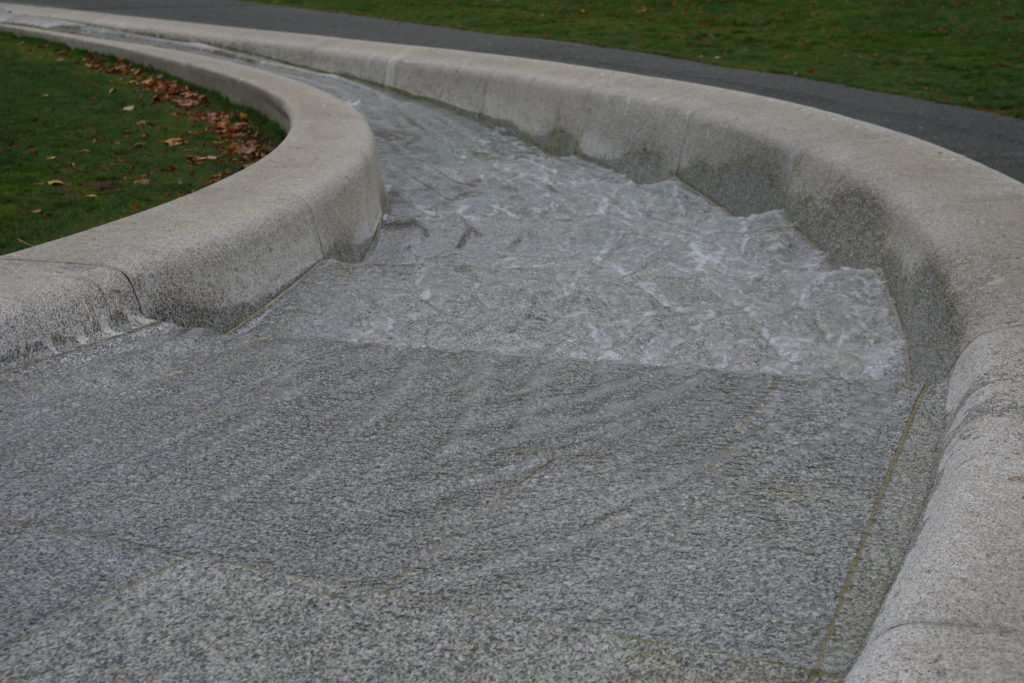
[3,5,1024,680]
[0,22,385,362]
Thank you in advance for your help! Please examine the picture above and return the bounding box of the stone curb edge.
[0,16,385,364]
[3,4,1023,679]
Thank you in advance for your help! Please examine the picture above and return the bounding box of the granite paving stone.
[389,376,919,670]
[0,522,177,647]
[0,23,947,679]
[0,558,814,681]
[816,383,946,671]
[0,323,256,459]
[120,336,773,452]
[0,398,550,587]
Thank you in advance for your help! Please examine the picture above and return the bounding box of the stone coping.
[3,4,1023,679]
[0,17,385,362]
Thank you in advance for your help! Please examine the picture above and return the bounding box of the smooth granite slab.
[0,322,253,457]
[0,331,928,675]
[0,397,548,587]
[0,522,176,647]
[119,337,772,449]
[0,558,813,681]
[389,375,920,670]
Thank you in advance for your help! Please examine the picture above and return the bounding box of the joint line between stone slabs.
[810,382,931,674]
[0,320,166,378]
[380,453,570,594]
[381,591,819,677]
[706,375,780,472]
[0,557,187,653]
[112,337,267,402]
[224,258,328,335]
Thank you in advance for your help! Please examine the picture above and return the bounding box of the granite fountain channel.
[0,26,944,680]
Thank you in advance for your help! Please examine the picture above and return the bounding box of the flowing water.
[72,25,906,382]
[0,19,940,679]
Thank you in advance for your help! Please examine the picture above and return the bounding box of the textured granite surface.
[0,32,944,680]
[0,559,814,681]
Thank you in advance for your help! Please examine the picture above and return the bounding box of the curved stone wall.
[2,4,1023,678]
[0,21,385,362]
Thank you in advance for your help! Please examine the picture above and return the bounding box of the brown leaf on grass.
[133,178,151,185]
[30,208,43,214]
[162,137,185,146]
[230,141,257,156]
[46,179,64,186]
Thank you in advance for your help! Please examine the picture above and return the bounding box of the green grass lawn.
[0,33,285,255]
[248,0,1022,119]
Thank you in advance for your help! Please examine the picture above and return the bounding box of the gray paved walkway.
[0,30,948,678]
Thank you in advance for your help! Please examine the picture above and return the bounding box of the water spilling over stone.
[268,61,906,382]
[64,27,907,382]
[0,22,945,678]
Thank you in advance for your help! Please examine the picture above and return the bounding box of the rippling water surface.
[86,28,907,382]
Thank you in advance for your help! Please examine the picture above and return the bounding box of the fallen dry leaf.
[133,178,151,185]
[46,179,64,186]
[162,137,185,146]
[30,208,43,214]
[122,104,135,112]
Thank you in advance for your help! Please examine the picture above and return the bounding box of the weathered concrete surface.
[1,5,1022,680]
[0,22,384,361]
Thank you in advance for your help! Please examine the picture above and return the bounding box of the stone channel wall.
[0,21,385,361]
[2,4,1023,678]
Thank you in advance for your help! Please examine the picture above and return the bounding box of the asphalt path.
[14,0,1024,182]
